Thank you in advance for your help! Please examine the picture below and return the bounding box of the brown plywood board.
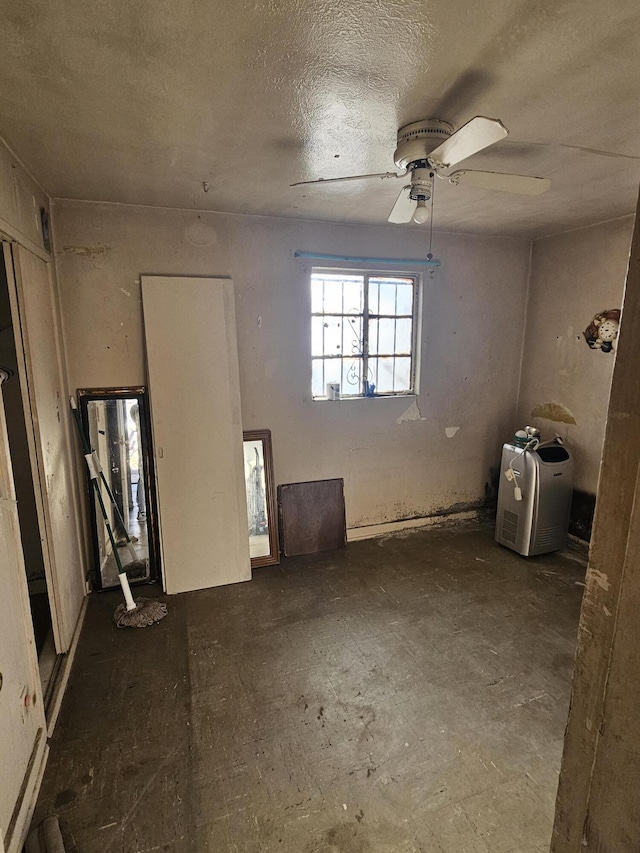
[277,479,346,557]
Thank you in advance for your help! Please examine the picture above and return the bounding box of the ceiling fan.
[291,117,551,224]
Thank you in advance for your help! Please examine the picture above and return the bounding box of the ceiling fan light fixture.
[413,200,430,224]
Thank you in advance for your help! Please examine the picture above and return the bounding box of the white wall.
[518,217,634,496]
[53,201,531,531]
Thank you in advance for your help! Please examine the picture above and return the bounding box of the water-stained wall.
[52,200,530,533]
[518,216,634,537]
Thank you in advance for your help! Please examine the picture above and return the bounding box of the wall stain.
[62,245,109,257]
[184,219,218,247]
[54,789,77,808]
[531,401,577,424]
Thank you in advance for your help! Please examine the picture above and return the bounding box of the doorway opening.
[0,253,58,699]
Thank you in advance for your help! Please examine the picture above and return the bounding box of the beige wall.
[518,217,634,495]
[53,200,531,531]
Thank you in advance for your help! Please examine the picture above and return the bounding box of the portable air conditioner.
[495,441,573,556]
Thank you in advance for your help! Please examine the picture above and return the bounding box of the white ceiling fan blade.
[388,186,416,223]
[449,170,551,196]
[291,171,406,187]
[428,116,508,169]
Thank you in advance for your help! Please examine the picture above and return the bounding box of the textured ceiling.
[1,0,639,237]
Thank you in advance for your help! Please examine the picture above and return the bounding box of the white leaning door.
[141,276,251,594]
[0,382,47,853]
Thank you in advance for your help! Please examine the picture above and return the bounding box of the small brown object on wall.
[278,478,347,557]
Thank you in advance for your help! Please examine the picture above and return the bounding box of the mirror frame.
[77,386,161,590]
[243,429,280,568]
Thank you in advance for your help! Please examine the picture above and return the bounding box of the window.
[311,270,419,399]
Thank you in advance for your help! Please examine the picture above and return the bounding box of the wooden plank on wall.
[141,276,251,594]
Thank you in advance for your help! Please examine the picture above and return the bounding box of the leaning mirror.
[243,429,280,567]
[78,387,161,590]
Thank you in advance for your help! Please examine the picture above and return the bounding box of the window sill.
[313,393,418,402]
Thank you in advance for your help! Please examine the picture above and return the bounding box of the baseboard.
[347,508,481,542]
[46,594,88,737]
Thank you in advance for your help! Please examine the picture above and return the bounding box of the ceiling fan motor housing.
[408,167,433,202]
[393,119,453,171]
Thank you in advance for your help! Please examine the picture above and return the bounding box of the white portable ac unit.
[496,442,573,556]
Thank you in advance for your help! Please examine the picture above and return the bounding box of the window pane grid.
[311,271,417,398]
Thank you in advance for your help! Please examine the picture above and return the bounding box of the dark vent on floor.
[502,509,518,544]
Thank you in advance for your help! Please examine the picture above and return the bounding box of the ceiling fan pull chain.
[428,173,435,259]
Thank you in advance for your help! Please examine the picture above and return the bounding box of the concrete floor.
[35,522,586,852]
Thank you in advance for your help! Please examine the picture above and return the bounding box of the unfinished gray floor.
[36,522,586,852]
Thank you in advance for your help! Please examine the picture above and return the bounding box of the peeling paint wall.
[518,217,634,500]
[53,201,530,530]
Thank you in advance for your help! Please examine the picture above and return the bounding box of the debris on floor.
[25,815,78,853]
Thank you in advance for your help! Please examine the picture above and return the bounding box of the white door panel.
[141,276,251,593]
